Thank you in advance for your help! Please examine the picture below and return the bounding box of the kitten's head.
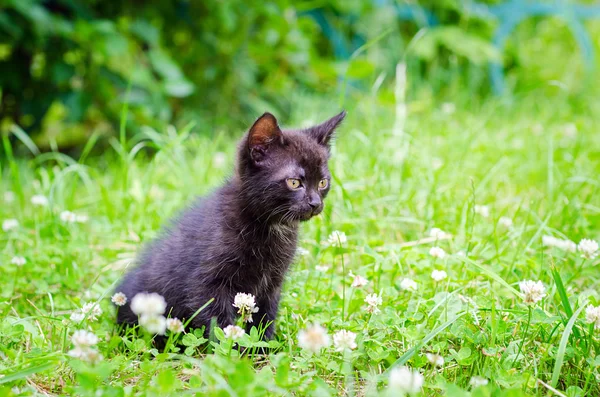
[237,111,346,224]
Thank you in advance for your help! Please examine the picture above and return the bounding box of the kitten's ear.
[304,110,346,148]
[248,112,283,163]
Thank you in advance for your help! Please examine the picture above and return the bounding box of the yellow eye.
[318,179,329,189]
[286,178,302,189]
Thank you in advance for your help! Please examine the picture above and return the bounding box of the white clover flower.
[365,293,382,314]
[542,235,558,247]
[298,324,330,353]
[60,211,77,223]
[67,347,86,359]
[388,366,424,394]
[426,353,444,367]
[223,324,245,340]
[351,273,368,288]
[315,265,329,272]
[4,191,15,203]
[68,330,102,363]
[456,250,466,257]
[3,219,19,232]
[81,302,103,322]
[429,228,448,239]
[232,292,259,323]
[68,347,103,363]
[60,210,88,223]
[111,292,127,306]
[212,152,227,168]
[474,205,490,218]
[441,102,456,115]
[429,246,446,259]
[470,376,489,388]
[542,235,576,252]
[400,278,418,292]
[11,256,26,266]
[233,292,257,311]
[333,330,357,352]
[139,314,167,335]
[431,270,447,282]
[72,330,99,348]
[519,280,546,305]
[70,312,85,323]
[131,292,167,316]
[578,239,598,259]
[559,239,576,252]
[327,230,347,246]
[296,247,310,256]
[30,195,49,207]
[166,318,184,333]
[498,217,513,228]
[585,305,600,330]
[75,214,89,223]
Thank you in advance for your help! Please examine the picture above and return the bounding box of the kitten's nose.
[307,192,321,209]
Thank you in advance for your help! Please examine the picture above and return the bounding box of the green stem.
[512,306,532,367]
[587,323,594,354]
[227,338,234,358]
[346,288,355,320]
[339,238,346,321]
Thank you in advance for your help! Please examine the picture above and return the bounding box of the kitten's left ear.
[248,112,283,163]
[304,110,346,148]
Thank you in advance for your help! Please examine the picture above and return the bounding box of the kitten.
[116,111,346,338]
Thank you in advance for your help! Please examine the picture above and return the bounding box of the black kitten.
[116,111,346,338]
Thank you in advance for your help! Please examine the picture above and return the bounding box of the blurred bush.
[1,0,597,150]
[0,0,341,148]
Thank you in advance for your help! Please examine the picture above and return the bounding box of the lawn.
[1,90,599,396]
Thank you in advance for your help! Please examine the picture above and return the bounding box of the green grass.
[1,90,599,396]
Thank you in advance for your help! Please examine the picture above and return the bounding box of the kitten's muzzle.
[308,194,321,210]
[297,205,323,221]
[298,208,322,221]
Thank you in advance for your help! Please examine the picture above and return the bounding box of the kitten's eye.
[318,179,329,190]
[286,178,302,189]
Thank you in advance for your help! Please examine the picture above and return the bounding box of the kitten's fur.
[116,111,345,338]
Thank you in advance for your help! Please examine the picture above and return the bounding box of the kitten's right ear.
[304,110,346,148]
[247,112,283,163]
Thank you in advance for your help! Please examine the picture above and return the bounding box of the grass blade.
[551,305,586,387]
[10,124,40,156]
[79,130,102,164]
[0,362,54,385]
[550,265,573,318]
[183,298,215,328]
[550,264,581,338]
[460,257,521,297]
[389,312,467,368]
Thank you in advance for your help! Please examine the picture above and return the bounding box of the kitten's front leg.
[256,289,281,340]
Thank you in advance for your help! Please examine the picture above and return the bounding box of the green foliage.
[1,90,600,394]
[0,0,337,147]
[4,0,600,150]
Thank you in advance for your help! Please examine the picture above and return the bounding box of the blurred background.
[2,0,600,151]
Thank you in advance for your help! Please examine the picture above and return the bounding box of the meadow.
[1,88,599,396]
